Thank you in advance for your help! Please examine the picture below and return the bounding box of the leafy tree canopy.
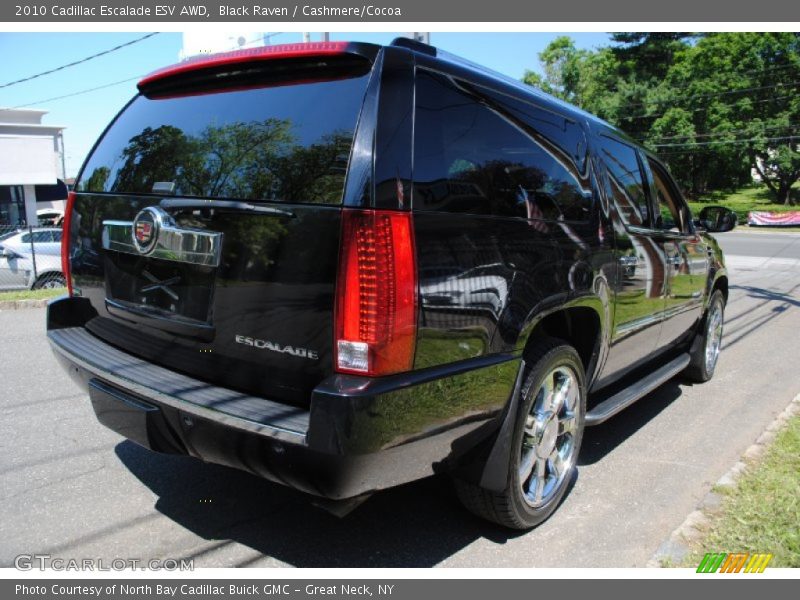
[524,33,800,204]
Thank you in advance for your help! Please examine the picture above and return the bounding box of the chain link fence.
[0,224,66,292]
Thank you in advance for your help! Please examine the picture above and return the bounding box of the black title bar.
[4,0,800,22]
[5,579,798,600]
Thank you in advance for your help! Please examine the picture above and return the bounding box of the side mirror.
[695,206,737,233]
[0,246,16,259]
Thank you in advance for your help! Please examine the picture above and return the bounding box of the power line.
[623,93,797,121]
[2,32,290,109]
[0,33,159,89]
[7,76,143,109]
[544,64,800,116]
[639,124,800,142]
[651,135,798,148]
[616,63,800,102]
[648,63,800,93]
[619,80,800,110]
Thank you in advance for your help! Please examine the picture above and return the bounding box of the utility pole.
[59,132,67,181]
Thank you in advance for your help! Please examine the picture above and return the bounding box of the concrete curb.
[647,392,800,567]
[0,299,51,310]
[734,226,800,235]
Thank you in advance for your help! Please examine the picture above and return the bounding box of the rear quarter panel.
[413,210,615,376]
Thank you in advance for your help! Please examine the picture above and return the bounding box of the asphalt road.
[1,230,798,568]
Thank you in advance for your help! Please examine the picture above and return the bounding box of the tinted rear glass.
[77,73,371,205]
[413,70,591,221]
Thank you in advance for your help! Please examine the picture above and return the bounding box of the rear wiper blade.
[159,198,295,218]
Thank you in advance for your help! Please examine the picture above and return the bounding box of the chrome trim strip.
[48,330,308,443]
[159,198,295,218]
[102,216,222,267]
[103,298,216,342]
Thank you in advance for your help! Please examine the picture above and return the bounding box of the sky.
[0,31,611,178]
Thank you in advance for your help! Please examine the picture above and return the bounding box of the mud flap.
[478,359,527,492]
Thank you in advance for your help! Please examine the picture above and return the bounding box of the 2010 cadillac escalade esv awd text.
[47,39,736,529]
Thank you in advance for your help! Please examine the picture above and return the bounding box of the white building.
[0,108,67,228]
[180,32,267,60]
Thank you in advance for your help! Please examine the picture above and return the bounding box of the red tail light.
[61,191,75,296]
[335,210,417,376]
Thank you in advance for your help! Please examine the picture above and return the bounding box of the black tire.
[454,337,586,529]
[33,273,66,290]
[684,290,725,383]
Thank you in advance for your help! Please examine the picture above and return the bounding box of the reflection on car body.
[421,263,509,316]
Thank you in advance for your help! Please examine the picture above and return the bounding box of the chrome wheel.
[704,298,724,374]
[518,366,579,508]
[453,339,585,529]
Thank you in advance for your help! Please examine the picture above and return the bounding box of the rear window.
[77,72,371,205]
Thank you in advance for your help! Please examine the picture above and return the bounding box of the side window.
[32,231,53,243]
[413,70,591,221]
[647,158,688,233]
[599,136,650,227]
[20,233,31,243]
[481,87,588,176]
[53,231,63,243]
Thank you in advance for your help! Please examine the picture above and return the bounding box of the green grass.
[682,415,800,568]
[0,288,64,302]
[688,184,800,225]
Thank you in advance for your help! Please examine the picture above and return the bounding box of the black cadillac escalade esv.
[47,38,736,529]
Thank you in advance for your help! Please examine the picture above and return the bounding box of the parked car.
[47,39,735,529]
[0,227,65,290]
[0,228,20,243]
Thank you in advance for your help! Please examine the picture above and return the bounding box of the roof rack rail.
[390,35,602,126]
[390,37,437,56]
[390,36,513,88]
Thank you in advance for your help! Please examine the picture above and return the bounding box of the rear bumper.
[47,296,518,499]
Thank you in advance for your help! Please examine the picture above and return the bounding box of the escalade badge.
[235,335,319,360]
[132,206,164,254]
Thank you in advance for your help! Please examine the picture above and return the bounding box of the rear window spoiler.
[138,41,381,94]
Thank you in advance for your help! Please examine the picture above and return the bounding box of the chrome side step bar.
[585,353,690,426]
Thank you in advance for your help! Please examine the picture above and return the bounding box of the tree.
[610,33,694,81]
[522,33,800,204]
[662,33,800,203]
[83,166,110,192]
[113,125,194,193]
[532,36,584,102]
